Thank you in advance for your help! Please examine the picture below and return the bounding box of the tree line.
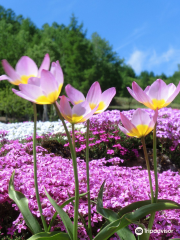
[0,5,180,122]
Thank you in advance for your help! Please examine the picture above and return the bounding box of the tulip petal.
[127,87,140,102]
[80,104,99,122]
[131,109,158,137]
[131,109,151,126]
[145,109,158,135]
[38,70,60,103]
[167,83,176,96]
[120,112,137,134]
[28,77,41,86]
[50,61,64,86]
[59,96,72,122]
[72,101,90,116]
[19,82,43,98]
[17,82,53,104]
[86,82,101,110]
[144,85,150,94]
[2,60,21,84]
[65,84,85,105]
[152,109,158,125]
[95,87,116,114]
[0,74,12,82]
[71,101,91,123]
[15,56,38,77]
[148,79,168,102]
[37,54,50,77]
[120,111,152,138]
[165,81,180,106]
[59,96,71,104]
[12,89,35,103]
[118,125,129,135]
[132,82,154,109]
[40,70,59,94]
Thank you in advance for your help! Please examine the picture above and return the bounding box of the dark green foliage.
[91,32,124,96]
[0,5,180,121]
[158,137,180,169]
[0,87,34,122]
[41,139,71,158]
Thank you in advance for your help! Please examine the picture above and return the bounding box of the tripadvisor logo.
[135,227,143,235]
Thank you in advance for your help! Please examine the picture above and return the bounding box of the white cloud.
[127,50,147,74]
[127,47,180,76]
[149,48,175,65]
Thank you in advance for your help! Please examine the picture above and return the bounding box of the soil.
[122,148,179,173]
[41,139,71,159]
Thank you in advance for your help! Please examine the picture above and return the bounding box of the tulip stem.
[141,137,154,203]
[33,103,48,232]
[86,119,92,240]
[153,122,158,201]
[54,102,79,240]
[147,122,158,238]
[72,124,76,153]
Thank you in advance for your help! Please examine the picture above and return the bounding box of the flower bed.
[0,108,180,239]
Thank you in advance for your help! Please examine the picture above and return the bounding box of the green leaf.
[99,220,109,231]
[44,188,74,240]
[48,191,88,232]
[130,202,180,221]
[94,201,180,240]
[97,181,118,221]
[169,239,180,240]
[67,192,89,235]
[72,203,88,232]
[125,218,148,240]
[93,217,125,240]
[96,181,136,240]
[27,231,70,240]
[61,191,88,208]
[118,199,180,217]
[47,212,58,232]
[8,171,42,234]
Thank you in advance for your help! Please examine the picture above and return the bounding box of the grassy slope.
[108,97,180,110]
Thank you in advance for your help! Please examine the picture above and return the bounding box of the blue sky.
[1,0,180,77]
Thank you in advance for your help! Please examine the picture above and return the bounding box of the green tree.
[138,71,150,89]
[91,32,123,95]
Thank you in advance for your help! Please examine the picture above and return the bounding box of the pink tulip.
[12,61,63,104]
[119,109,158,138]
[65,82,116,114]
[0,54,50,85]
[127,79,180,110]
[58,95,98,124]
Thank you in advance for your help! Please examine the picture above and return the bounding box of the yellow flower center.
[152,99,166,109]
[74,100,84,104]
[89,101,106,114]
[35,84,63,104]
[127,124,153,138]
[95,101,106,113]
[13,75,36,85]
[64,114,84,124]
[143,99,167,110]
[89,103,97,110]
[21,75,36,84]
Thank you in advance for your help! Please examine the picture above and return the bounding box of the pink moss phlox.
[1,108,180,239]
